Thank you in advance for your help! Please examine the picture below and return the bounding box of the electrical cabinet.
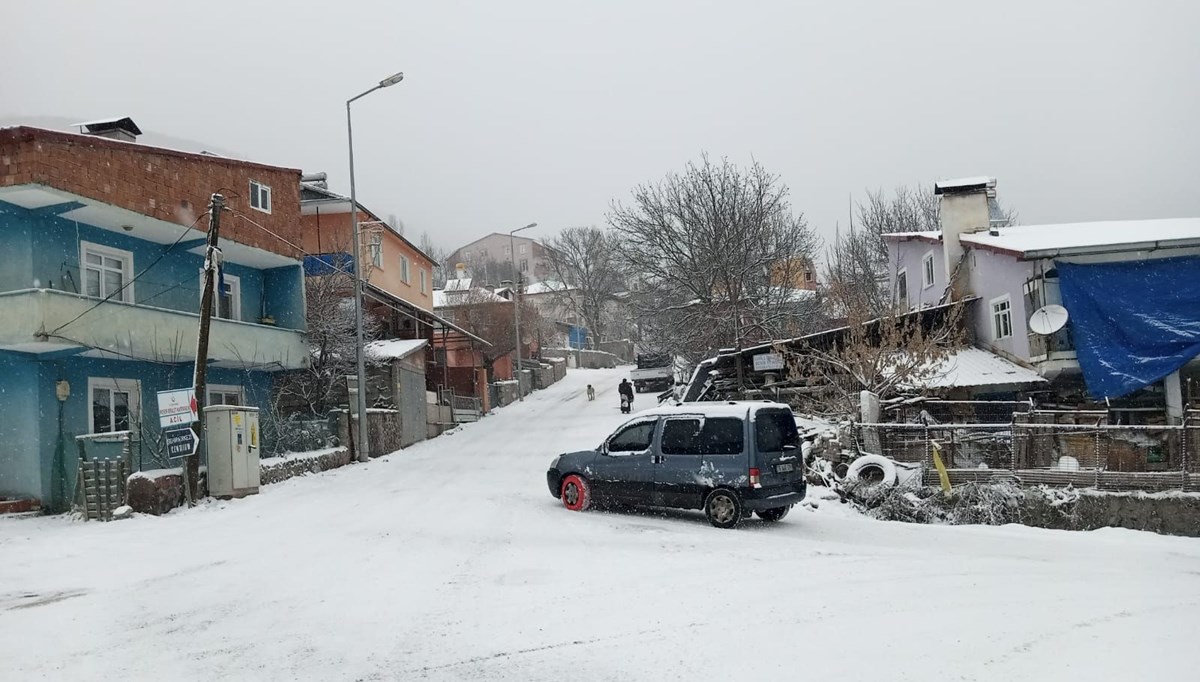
[205,405,261,498]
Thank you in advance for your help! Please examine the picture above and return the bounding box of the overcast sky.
[5,0,1199,257]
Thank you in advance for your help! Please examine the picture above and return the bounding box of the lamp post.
[509,222,536,400]
[347,70,404,462]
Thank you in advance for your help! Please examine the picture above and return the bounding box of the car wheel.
[704,489,742,529]
[560,474,591,512]
[756,506,791,522]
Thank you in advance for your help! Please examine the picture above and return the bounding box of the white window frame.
[88,377,141,436]
[420,269,428,294]
[520,244,528,255]
[369,233,383,268]
[896,268,909,310]
[249,180,272,214]
[207,384,245,407]
[81,241,134,302]
[400,254,411,284]
[503,245,511,256]
[519,258,529,273]
[803,271,814,283]
[198,270,241,321]
[921,251,936,289]
[991,294,1013,340]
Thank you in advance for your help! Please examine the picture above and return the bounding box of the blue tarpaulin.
[1057,256,1200,399]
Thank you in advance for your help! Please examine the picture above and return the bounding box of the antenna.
[1028,304,1069,335]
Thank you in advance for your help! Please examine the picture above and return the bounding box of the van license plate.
[775,463,795,473]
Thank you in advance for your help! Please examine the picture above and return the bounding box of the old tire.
[704,489,743,529]
[846,455,898,488]
[560,474,591,511]
[756,506,791,522]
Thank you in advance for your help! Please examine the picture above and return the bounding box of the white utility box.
[205,405,261,498]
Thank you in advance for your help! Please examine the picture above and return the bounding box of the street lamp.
[346,70,403,462]
[509,222,536,401]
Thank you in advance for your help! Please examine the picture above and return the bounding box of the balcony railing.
[0,289,307,370]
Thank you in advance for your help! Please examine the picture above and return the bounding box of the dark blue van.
[547,402,806,528]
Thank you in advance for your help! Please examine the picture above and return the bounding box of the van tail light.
[749,468,762,488]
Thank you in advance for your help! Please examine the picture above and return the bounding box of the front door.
[590,417,659,506]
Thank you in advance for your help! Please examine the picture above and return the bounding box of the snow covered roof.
[433,287,509,308]
[934,176,996,194]
[959,218,1200,259]
[365,338,427,361]
[637,401,792,420]
[524,280,574,295]
[899,347,1046,389]
[443,278,471,292]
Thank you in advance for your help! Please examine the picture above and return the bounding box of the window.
[755,410,799,452]
[991,295,1013,340]
[198,270,241,321]
[89,377,140,435]
[207,385,244,407]
[519,244,527,255]
[896,269,909,310]
[249,180,272,213]
[608,420,657,452]
[503,245,511,256]
[464,251,472,262]
[804,271,814,283]
[519,259,529,273]
[922,252,936,289]
[400,255,411,283]
[661,417,744,455]
[420,269,428,294]
[81,241,133,302]
[370,234,382,267]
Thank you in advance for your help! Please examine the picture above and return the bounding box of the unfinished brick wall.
[0,127,303,258]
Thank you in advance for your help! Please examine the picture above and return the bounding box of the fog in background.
[4,0,1199,256]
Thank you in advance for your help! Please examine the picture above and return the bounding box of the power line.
[229,210,487,343]
[49,212,208,335]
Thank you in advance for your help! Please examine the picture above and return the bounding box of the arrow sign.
[165,427,199,460]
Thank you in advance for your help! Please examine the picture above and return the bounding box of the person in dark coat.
[618,378,634,413]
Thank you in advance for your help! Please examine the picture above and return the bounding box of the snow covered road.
[2,368,1199,681]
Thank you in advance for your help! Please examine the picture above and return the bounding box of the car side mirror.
[599,441,609,455]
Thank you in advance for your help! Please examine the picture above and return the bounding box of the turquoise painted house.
[0,121,309,511]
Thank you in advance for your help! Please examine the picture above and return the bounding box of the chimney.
[456,263,467,280]
[301,171,328,189]
[73,117,142,143]
[935,176,995,280]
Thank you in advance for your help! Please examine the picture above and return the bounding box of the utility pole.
[188,192,224,505]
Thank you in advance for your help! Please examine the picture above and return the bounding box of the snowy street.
[2,368,1199,681]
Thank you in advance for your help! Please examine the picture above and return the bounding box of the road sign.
[164,427,199,459]
[157,388,198,428]
[752,352,785,372]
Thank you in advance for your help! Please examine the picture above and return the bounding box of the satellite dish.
[1029,304,1069,335]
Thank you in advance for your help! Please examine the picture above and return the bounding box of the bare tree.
[824,185,1016,316]
[541,226,625,342]
[273,246,383,417]
[608,155,822,362]
[418,231,450,288]
[438,288,548,380]
[779,294,970,417]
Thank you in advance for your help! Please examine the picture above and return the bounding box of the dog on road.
[586,384,596,401]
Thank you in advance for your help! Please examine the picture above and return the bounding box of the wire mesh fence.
[856,411,1200,492]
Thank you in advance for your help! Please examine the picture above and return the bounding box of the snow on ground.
[2,369,1199,681]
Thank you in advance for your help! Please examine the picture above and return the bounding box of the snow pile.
[2,369,1199,680]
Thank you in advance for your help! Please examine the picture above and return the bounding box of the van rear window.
[755,410,799,452]
[661,418,744,455]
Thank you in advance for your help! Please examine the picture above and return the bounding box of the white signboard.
[157,388,198,428]
[752,352,785,372]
